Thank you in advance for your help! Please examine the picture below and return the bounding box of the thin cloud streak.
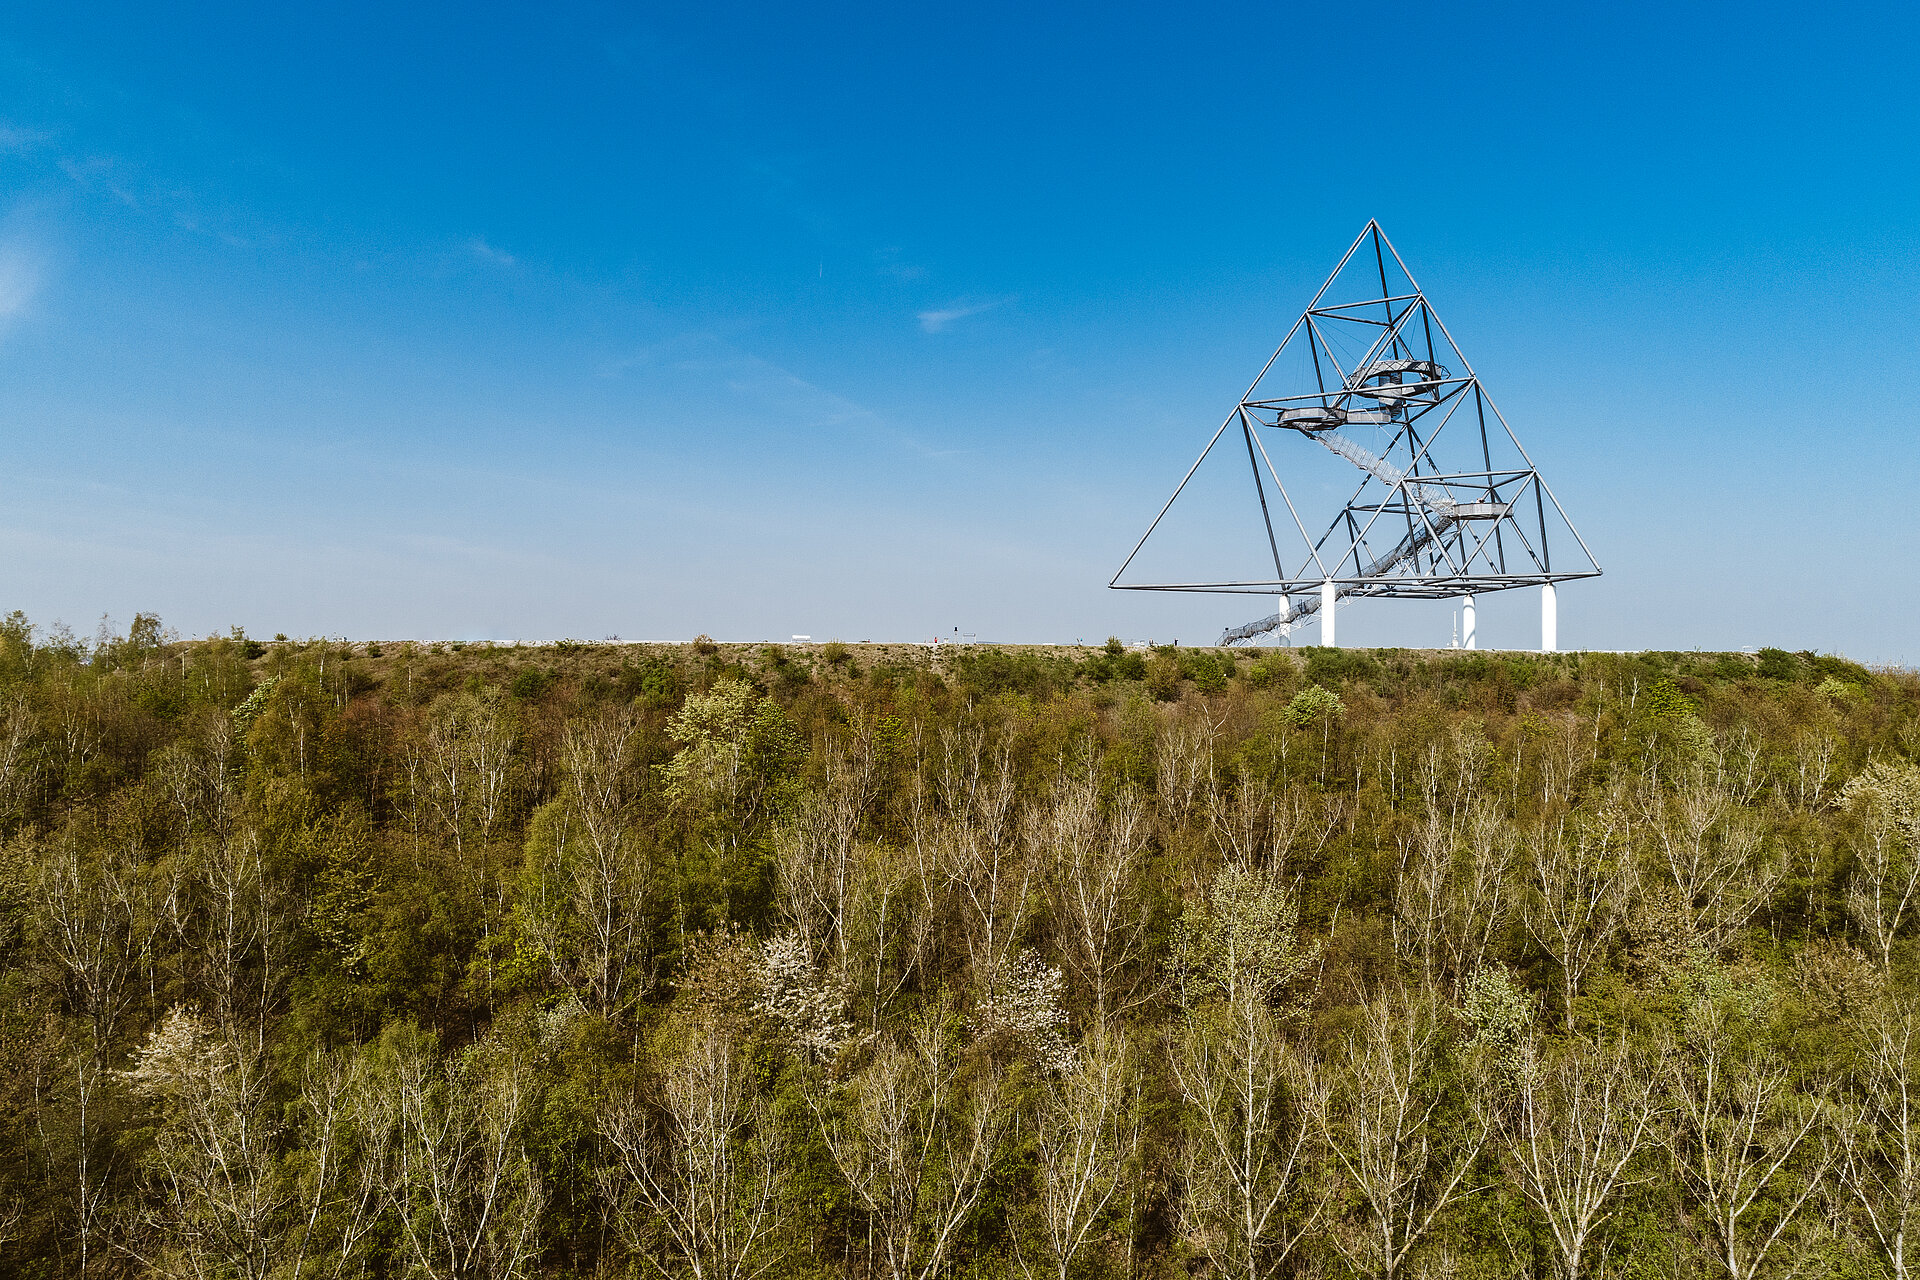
[0,241,45,335]
[599,331,965,462]
[917,296,1012,333]
[469,236,516,266]
[0,122,54,153]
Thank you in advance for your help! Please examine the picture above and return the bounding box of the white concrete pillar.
[1541,583,1558,653]
[1320,579,1338,648]
[1461,595,1477,650]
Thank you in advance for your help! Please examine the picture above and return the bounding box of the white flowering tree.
[120,1007,288,1280]
[751,930,852,1062]
[662,678,803,848]
[971,948,1076,1073]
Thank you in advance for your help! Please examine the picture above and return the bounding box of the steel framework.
[1110,222,1600,646]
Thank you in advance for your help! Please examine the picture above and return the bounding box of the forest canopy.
[0,614,1914,1280]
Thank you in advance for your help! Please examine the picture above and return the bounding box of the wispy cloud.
[598,331,958,461]
[0,241,46,335]
[603,332,873,430]
[874,246,925,281]
[917,296,1011,334]
[30,131,266,247]
[468,236,516,267]
[0,122,53,154]
[58,155,139,208]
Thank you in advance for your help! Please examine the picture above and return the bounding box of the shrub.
[1243,651,1295,690]
[1709,653,1750,680]
[950,647,1074,698]
[1634,677,1713,773]
[1146,653,1183,701]
[509,667,553,701]
[1181,650,1231,693]
[618,656,685,708]
[1080,644,1147,685]
[1805,651,1871,685]
[1305,646,1379,686]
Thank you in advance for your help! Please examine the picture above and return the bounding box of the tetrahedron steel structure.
[1111,222,1599,645]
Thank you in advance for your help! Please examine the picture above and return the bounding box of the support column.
[1461,595,1477,650]
[1541,583,1558,654]
[1320,579,1338,648]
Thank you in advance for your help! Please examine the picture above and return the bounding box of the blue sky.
[2,2,1916,659]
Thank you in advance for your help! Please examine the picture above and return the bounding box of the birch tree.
[809,1017,1009,1280]
[941,730,1026,979]
[165,828,290,1053]
[601,1013,785,1280]
[1034,759,1153,1020]
[1307,989,1489,1280]
[1663,998,1831,1280]
[1394,802,1516,996]
[385,1029,544,1280]
[521,706,653,1016]
[1204,768,1307,869]
[1020,1026,1143,1280]
[1650,778,1783,955]
[1519,811,1637,1028]
[0,693,37,824]
[1168,997,1323,1280]
[31,831,157,1277]
[1486,1033,1662,1280]
[1840,763,1920,969]
[773,729,879,971]
[1156,710,1217,831]
[291,1047,395,1280]
[1835,996,1920,1280]
[417,690,519,871]
[904,720,1025,978]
